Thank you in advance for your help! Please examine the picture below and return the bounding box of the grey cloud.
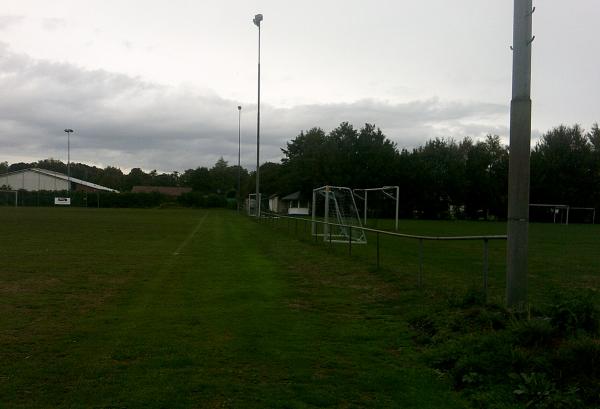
[42,18,67,31]
[0,46,509,172]
[0,15,24,30]
[263,99,508,152]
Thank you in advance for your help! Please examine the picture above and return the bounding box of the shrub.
[177,192,228,208]
[416,288,600,408]
[551,337,600,405]
[204,193,227,208]
[511,318,556,348]
[548,292,599,336]
[512,372,582,409]
[407,314,437,345]
[446,287,487,308]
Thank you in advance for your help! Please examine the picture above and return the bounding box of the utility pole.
[506,0,534,308]
[253,13,263,217]
[64,129,74,196]
[237,105,242,212]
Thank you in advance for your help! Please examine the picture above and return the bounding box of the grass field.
[1,208,598,408]
[266,214,599,304]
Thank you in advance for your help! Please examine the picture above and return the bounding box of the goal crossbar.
[529,203,570,224]
[353,186,399,230]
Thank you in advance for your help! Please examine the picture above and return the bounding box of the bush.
[204,193,226,208]
[416,288,600,408]
[548,292,599,336]
[407,314,437,345]
[551,337,600,404]
[511,318,556,348]
[177,192,228,208]
[512,372,582,409]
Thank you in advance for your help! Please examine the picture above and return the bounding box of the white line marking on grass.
[172,213,208,256]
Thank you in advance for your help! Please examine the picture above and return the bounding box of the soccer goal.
[247,193,267,217]
[569,207,596,224]
[353,186,399,230]
[0,190,18,207]
[312,186,367,244]
[529,204,570,224]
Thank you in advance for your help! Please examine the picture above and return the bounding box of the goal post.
[529,203,570,224]
[569,207,596,224]
[312,185,367,244]
[353,186,399,230]
[246,193,269,217]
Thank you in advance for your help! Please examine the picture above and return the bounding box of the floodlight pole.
[253,13,263,217]
[64,129,74,196]
[506,0,534,308]
[237,105,242,212]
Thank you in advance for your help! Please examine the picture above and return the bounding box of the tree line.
[2,122,598,219]
[257,122,599,220]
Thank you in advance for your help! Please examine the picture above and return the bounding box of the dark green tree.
[531,125,595,206]
[464,135,509,219]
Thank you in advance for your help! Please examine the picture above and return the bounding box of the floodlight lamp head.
[64,129,73,133]
[238,105,242,110]
[253,14,263,27]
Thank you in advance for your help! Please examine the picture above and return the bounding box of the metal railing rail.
[256,211,507,300]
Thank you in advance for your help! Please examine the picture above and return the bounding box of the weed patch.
[411,289,600,408]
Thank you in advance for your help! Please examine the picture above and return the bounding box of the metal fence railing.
[253,211,507,300]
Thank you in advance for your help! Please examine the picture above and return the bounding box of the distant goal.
[312,186,367,244]
[353,186,399,230]
[529,204,596,224]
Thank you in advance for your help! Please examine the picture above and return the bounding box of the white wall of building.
[1,170,68,191]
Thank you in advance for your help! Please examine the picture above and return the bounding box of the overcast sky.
[1,1,598,173]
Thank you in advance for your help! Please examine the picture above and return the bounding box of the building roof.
[3,168,119,192]
[282,191,304,201]
[131,186,192,196]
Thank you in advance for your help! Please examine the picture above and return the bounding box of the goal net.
[312,186,367,244]
[529,204,570,224]
[246,193,268,217]
[569,207,596,224]
[353,186,399,230]
[0,190,17,207]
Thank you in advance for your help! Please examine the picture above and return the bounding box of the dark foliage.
[414,289,600,408]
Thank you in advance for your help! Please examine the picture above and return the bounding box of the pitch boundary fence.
[254,211,507,300]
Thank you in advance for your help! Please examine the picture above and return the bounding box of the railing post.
[295,218,298,236]
[483,238,489,302]
[329,222,332,247]
[376,231,380,269]
[418,239,423,288]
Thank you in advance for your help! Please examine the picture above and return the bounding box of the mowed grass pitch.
[1,208,470,408]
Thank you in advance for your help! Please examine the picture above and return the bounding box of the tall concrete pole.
[237,105,242,213]
[253,14,263,217]
[64,129,74,196]
[506,0,534,308]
